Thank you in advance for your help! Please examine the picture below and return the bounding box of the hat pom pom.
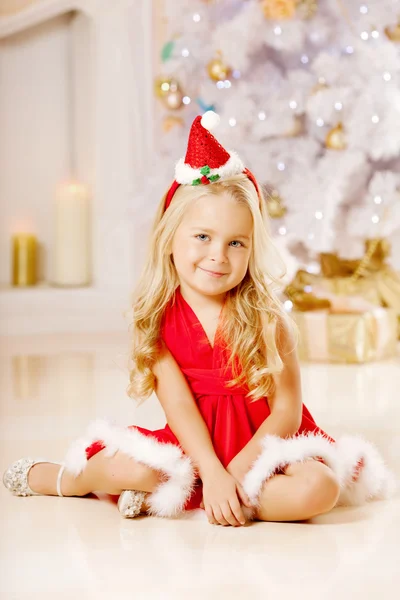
[201,111,220,132]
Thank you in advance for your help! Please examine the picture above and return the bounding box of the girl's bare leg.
[254,460,341,522]
[28,449,164,505]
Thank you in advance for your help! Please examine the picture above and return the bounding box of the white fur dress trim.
[63,419,196,518]
[175,151,244,184]
[241,433,396,519]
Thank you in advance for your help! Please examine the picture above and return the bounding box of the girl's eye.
[195,235,244,247]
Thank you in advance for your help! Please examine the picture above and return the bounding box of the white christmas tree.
[153,0,400,271]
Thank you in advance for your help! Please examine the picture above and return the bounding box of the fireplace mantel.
[0,1,83,38]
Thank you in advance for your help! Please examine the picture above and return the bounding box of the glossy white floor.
[1,332,399,600]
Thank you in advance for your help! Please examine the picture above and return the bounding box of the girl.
[4,112,394,527]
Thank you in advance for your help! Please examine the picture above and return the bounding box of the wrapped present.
[287,269,383,306]
[286,239,400,337]
[292,307,398,363]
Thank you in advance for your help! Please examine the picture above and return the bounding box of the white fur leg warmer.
[241,433,396,519]
[64,419,196,518]
[333,435,397,506]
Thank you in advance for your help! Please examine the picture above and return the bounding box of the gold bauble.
[261,0,297,20]
[384,21,400,42]
[156,78,184,111]
[162,87,184,110]
[267,190,287,219]
[325,123,347,151]
[154,76,173,98]
[162,115,184,133]
[207,57,231,82]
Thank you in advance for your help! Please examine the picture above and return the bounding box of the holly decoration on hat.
[192,165,221,186]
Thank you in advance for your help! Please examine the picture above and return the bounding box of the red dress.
[65,287,392,518]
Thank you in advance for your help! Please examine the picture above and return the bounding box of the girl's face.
[171,191,253,297]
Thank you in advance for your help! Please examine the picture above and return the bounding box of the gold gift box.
[287,266,400,338]
[292,308,398,363]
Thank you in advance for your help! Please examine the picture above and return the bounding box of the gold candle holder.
[12,234,38,286]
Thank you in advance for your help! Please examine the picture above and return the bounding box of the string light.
[258,111,266,120]
[229,117,237,127]
[274,26,282,36]
[316,118,325,127]
[304,285,313,293]
[182,96,191,105]
[334,102,343,111]
[181,48,190,57]
[216,81,224,89]
[301,55,309,64]
[307,232,315,240]
[374,195,383,204]
[345,45,354,54]
[278,226,287,235]
[277,162,286,171]
[232,70,241,79]
[383,72,392,82]
[306,262,320,274]
[224,80,231,88]
[289,100,298,109]
[360,31,369,41]
[359,5,368,14]
[371,115,380,124]
[193,13,201,22]
[309,31,321,43]
[372,215,380,224]
[283,300,293,312]
[315,211,323,220]
[371,30,379,39]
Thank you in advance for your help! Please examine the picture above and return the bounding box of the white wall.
[0,12,77,284]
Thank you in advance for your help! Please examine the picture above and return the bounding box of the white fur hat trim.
[175,151,244,184]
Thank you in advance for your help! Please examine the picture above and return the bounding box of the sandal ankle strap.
[56,465,65,497]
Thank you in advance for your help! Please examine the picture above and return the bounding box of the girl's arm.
[152,346,224,479]
[228,317,303,476]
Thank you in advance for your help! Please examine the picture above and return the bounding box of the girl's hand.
[200,466,250,527]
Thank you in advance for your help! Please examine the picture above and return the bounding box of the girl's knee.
[108,452,163,492]
[297,467,340,515]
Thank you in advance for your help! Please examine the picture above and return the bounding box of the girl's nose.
[210,244,228,263]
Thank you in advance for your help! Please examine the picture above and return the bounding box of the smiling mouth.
[199,267,228,276]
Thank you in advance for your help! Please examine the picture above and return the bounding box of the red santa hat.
[164,111,260,210]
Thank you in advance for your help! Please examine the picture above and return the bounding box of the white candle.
[53,182,91,286]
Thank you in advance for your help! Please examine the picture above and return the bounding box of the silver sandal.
[3,458,65,497]
[118,490,147,518]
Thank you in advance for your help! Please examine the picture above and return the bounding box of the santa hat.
[165,111,260,210]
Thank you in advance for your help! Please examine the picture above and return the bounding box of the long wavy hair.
[127,173,295,404]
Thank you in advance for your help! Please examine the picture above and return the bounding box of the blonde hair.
[127,173,295,404]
